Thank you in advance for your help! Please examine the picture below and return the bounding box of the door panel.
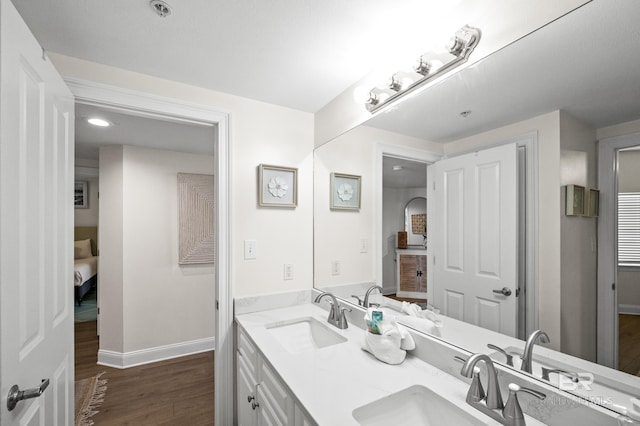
[444,169,465,271]
[432,143,517,337]
[1,1,75,424]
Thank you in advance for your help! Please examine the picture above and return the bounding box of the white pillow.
[74,239,92,259]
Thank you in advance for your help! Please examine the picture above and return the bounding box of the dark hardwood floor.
[619,314,640,376]
[75,321,215,425]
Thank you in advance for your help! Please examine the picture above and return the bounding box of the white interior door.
[1,1,75,424]
[431,143,518,337]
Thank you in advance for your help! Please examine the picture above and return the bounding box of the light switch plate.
[244,240,257,260]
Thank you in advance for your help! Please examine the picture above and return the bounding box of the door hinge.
[216,300,219,310]
[612,283,616,291]
[433,181,436,191]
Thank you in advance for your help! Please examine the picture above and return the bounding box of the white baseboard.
[97,337,215,369]
[619,304,640,315]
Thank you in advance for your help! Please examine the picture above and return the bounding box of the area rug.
[75,372,107,426]
[74,288,97,322]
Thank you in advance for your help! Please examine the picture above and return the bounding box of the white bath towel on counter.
[397,302,443,336]
[362,308,415,365]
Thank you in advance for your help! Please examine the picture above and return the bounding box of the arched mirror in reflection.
[403,197,427,248]
[313,0,640,415]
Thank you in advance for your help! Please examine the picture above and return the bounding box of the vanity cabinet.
[237,327,315,426]
[396,249,428,297]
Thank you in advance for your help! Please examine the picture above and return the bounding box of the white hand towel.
[398,302,443,336]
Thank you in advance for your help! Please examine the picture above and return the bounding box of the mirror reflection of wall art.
[587,188,600,217]
[565,184,586,216]
[258,164,298,208]
[178,173,215,265]
[74,181,88,209]
[330,172,361,210]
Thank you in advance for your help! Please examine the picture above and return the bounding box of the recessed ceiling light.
[392,165,404,171]
[87,117,112,127]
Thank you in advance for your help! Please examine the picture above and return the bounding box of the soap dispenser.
[618,398,640,425]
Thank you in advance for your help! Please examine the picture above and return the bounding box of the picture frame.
[330,172,361,210]
[74,181,88,209]
[587,188,600,217]
[565,184,585,216]
[258,164,298,208]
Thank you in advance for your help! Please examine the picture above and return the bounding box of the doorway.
[67,79,232,423]
[598,132,640,370]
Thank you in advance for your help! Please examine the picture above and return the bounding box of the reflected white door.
[431,143,517,337]
[1,0,75,424]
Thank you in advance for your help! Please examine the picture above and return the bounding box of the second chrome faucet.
[314,292,351,329]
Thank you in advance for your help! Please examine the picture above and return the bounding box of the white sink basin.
[352,385,486,426]
[265,317,347,354]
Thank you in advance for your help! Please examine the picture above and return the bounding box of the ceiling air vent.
[150,0,172,18]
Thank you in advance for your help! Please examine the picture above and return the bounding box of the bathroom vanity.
[235,291,620,425]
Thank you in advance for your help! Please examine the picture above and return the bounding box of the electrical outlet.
[244,240,257,260]
[284,264,294,280]
[331,260,341,276]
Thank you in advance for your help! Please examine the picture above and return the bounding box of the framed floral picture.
[258,164,298,208]
[330,172,361,210]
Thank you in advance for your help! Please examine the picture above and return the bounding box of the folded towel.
[362,309,415,364]
[399,302,443,336]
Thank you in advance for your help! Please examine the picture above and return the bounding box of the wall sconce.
[365,25,481,113]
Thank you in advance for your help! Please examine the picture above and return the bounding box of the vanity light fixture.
[86,117,112,127]
[365,25,481,113]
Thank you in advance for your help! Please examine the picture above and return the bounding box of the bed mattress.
[74,256,98,286]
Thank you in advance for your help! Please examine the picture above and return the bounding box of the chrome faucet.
[460,353,545,426]
[363,285,383,308]
[314,292,350,329]
[521,330,550,374]
[461,353,504,410]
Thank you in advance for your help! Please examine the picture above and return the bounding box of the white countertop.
[236,303,549,426]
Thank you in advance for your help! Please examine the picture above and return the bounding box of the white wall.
[50,53,315,303]
[445,111,563,350]
[558,111,597,361]
[313,125,440,288]
[100,145,215,354]
[98,147,124,353]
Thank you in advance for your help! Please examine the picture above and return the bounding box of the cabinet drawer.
[259,361,293,424]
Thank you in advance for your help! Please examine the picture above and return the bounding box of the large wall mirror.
[313,0,640,414]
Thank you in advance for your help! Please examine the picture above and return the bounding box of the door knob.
[7,379,49,411]
[492,287,512,296]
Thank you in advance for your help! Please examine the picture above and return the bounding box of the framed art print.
[258,164,298,208]
[74,181,88,209]
[330,172,361,210]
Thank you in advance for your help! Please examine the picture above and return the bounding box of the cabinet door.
[258,360,294,425]
[237,352,258,426]
[399,254,419,292]
[257,384,285,426]
[418,255,428,293]
[294,403,315,426]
